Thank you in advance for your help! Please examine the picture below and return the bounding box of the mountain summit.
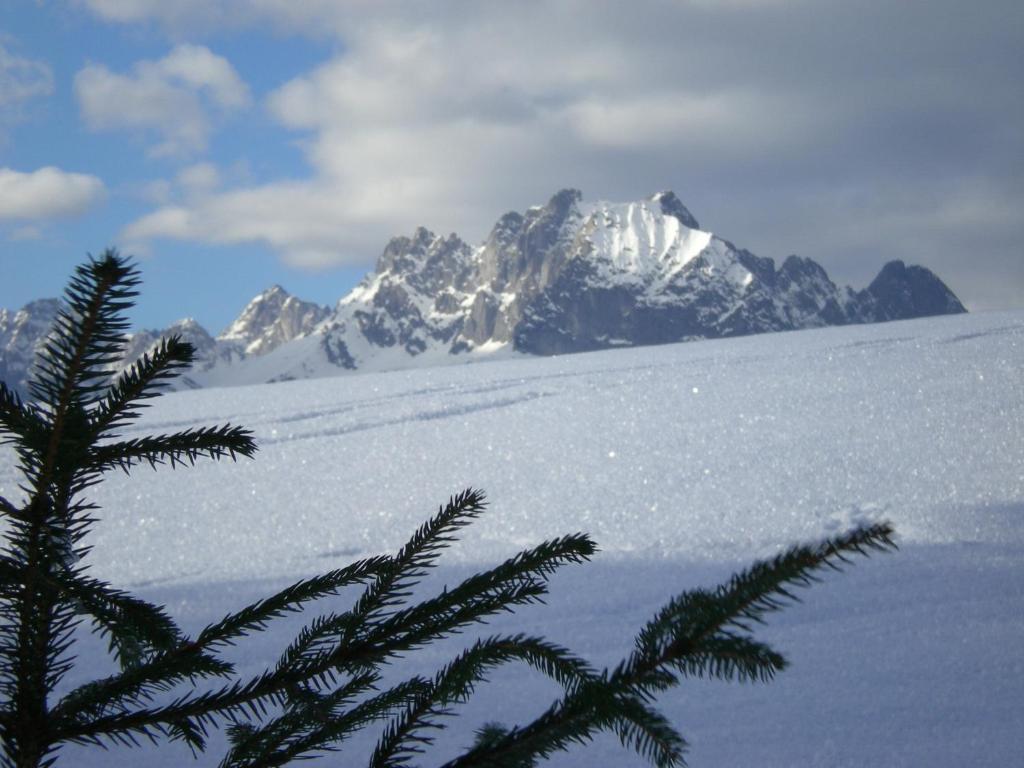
[1,190,965,391]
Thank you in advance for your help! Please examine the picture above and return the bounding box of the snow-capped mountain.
[220,285,330,356]
[0,299,61,396]
[249,188,964,375]
[0,190,966,394]
[0,287,327,395]
[115,286,330,390]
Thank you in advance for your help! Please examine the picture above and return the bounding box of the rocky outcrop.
[219,285,329,356]
[0,299,60,396]
[1,190,967,393]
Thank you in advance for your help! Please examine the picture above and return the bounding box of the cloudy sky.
[1,0,1021,331]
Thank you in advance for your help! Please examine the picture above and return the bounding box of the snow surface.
[1,310,1022,766]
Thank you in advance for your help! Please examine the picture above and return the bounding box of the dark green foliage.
[0,251,897,768]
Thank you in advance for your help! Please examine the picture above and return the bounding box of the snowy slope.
[0,310,1021,766]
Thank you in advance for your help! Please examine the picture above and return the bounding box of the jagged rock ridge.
[296,189,964,370]
[0,190,966,392]
[0,299,61,396]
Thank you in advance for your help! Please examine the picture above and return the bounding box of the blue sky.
[2,1,1022,332]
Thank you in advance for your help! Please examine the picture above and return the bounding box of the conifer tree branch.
[51,645,234,733]
[194,556,390,651]
[0,495,18,518]
[218,672,397,768]
[350,490,488,626]
[3,256,142,768]
[88,426,257,474]
[89,336,196,439]
[1,253,902,768]
[442,678,687,768]
[63,530,597,754]
[283,533,595,679]
[54,573,182,669]
[0,383,47,447]
[631,521,898,676]
[366,533,595,647]
[53,563,408,749]
[30,253,139,490]
[370,635,597,768]
[443,523,896,768]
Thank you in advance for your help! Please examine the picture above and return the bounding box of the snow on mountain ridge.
[577,197,716,281]
[0,189,967,394]
[0,298,61,395]
[219,284,329,356]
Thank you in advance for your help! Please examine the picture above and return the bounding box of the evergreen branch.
[0,383,47,446]
[286,533,595,677]
[51,645,234,733]
[88,336,196,439]
[53,704,212,752]
[666,634,786,684]
[54,573,182,670]
[442,679,686,768]
[0,495,18,518]
[218,673,406,768]
[0,558,181,669]
[712,521,897,630]
[352,489,488,625]
[53,670,287,749]
[56,647,413,751]
[634,522,897,668]
[604,690,689,767]
[445,524,896,768]
[369,534,596,647]
[276,490,491,673]
[194,555,390,651]
[371,635,597,768]
[88,425,257,474]
[60,648,397,747]
[28,252,139,414]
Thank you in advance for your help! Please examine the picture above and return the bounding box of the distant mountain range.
[1,189,966,394]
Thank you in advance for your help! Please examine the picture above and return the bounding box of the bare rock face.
[219,285,329,356]
[861,260,966,320]
[297,189,964,372]
[0,190,967,393]
[118,319,230,389]
[0,299,60,396]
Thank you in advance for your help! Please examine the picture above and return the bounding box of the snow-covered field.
[2,310,1022,766]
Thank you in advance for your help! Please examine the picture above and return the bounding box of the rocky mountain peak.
[376,227,471,271]
[371,228,473,298]
[0,298,62,395]
[779,254,831,283]
[650,191,700,230]
[866,260,967,320]
[220,285,329,356]
[542,187,583,214]
[1,189,968,393]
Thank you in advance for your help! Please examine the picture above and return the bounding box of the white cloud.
[0,43,54,134]
[176,162,221,195]
[80,0,360,36]
[122,180,387,268]
[108,1,1024,311]
[74,44,250,156]
[0,167,106,221]
[158,45,250,109]
[0,44,53,108]
[122,6,833,266]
